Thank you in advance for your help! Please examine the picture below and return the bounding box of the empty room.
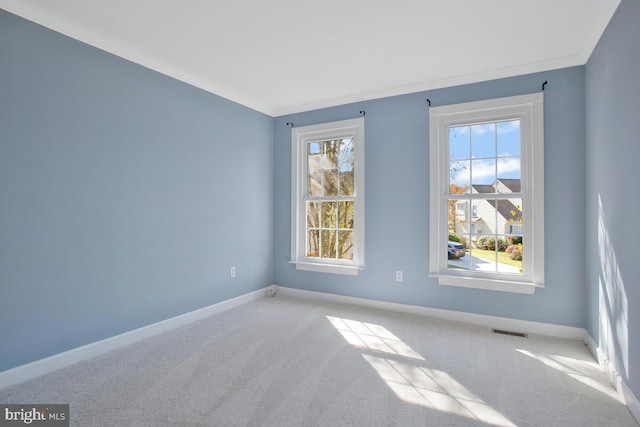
[0,0,638,425]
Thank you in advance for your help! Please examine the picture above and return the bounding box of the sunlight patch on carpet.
[326,316,424,360]
[516,349,620,401]
[327,315,516,426]
[362,355,516,426]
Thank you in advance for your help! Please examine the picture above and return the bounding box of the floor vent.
[492,329,528,338]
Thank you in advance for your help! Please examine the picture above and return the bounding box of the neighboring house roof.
[472,179,521,194]
[487,199,523,221]
[498,178,521,192]
[472,184,495,194]
[472,179,522,221]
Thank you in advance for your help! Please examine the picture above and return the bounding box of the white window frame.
[291,117,365,275]
[429,93,544,294]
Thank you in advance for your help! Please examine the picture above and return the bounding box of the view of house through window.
[447,120,524,274]
[306,138,355,260]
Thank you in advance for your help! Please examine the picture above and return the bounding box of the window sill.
[290,261,360,276]
[432,274,542,294]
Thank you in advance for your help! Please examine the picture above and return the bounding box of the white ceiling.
[1,0,621,116]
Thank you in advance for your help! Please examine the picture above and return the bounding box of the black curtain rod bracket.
[286,122,294,128]
[359,110,366,117]
[542,81,548,91]
[427,99,431,107]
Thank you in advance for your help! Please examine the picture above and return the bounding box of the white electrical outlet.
[230,267,236,278]
[395,271,403,282]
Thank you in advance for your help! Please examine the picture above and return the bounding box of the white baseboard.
[586,333,640,424]
[278,286,586,340]
[0,287,270,390]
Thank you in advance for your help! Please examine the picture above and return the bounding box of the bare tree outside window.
[306,138,355,260]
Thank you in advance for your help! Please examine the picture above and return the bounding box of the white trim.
[436,274,540,295]
[278,286,585,341]
[0,287,269,390]
[429,93,544,293]
[290,261,359,276]
[622,379,640,424]
[585,333,640,424]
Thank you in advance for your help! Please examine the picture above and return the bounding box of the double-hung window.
[429,93,544,294]
[291,118,365,275]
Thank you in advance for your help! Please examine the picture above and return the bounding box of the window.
[507,223,523,235]
[471,223,483,234]
[429,93,544,294]
[291,118,365,275]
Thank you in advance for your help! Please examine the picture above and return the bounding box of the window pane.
[448,198,465,232]
[504,234,524,273]
[470,202,483,239]
[338,138,355,196]
[504,198,523,234]
[308,170,322,197]
[321,201,337,228]
[482,198,499,234]
[471,159,496,187]
[455,218,470,235]
[338,230,354,260]
[471,123,496,159]
[506,223,523,235]
[322,140,339,168]
[308,151,322,170]
[497,120,520,157]
[307,230,319,258]
[321,230,336,258]
[306,201,320,228]
[449,126,470,161]
[323,169,338,196]
[450,159,470,191]
[340,170,354,196]
[447,232,470,270]
[498,235,522,274]
[456,202,467,221]
[309,142,321,155]
[472,235,499,273]
[497,157,521,184]
[338,201,354,229]
[339,138,354,169]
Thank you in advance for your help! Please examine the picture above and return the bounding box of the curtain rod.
[427,80,548,108]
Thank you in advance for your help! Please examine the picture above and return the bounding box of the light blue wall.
[274,67,587,328]
[585,0,640,401]
[0,10,273,372]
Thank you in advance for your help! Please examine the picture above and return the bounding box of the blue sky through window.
[449,120,521,187]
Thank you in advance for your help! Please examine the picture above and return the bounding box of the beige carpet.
[0,295,637,426]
